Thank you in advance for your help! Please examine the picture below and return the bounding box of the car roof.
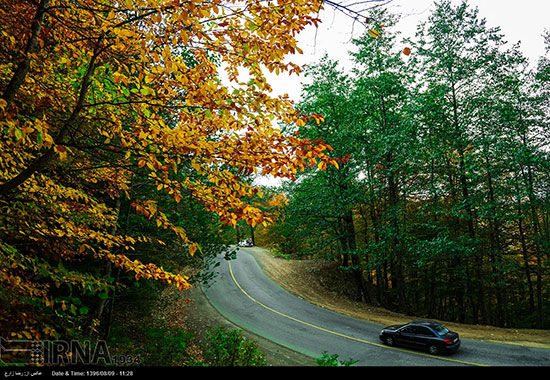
[409,319,444,328]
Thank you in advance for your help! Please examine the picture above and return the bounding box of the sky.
[264,0,550,103]
[253,0,550,187]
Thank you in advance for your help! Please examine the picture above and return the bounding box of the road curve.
[202,248,550,366]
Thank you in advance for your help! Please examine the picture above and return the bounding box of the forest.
[257,2,550,329]
[0,0,548,368]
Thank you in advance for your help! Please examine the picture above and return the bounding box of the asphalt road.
[203,248,550,366]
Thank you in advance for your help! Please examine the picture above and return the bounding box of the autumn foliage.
[0,0,338,340]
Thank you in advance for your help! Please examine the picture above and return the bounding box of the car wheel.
[428,345,439,355]
[385,337,394,346]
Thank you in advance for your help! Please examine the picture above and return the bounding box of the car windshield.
[432,324,449,335]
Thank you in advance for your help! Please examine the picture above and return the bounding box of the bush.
[316,351,358,366]
[204,326,266,366]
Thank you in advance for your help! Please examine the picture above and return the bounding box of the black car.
[379,320,460,355]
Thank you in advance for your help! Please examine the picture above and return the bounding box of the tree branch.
[0,47,99,196]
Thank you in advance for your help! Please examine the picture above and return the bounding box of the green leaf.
[98,292,109,300]
[14,128,23,141]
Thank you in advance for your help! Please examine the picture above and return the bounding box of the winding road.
[203,247,550,366]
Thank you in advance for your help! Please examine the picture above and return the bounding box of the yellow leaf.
[368,29,381,38]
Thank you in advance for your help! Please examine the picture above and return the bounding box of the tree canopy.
[0,0,343,341]
[267,2,549,329]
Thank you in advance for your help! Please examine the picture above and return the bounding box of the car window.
[432,324,449,335]
[400,326,415,333]
[416,326,435,336]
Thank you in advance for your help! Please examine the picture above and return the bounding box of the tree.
[264,1,549,328]
[350,9,416,311]
[282,56,372,301]
[0,0,340,340]
[410,0,504,324]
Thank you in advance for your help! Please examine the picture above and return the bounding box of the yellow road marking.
[228,261,488,367]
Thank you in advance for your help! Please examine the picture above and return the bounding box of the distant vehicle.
[379,320,460,355]
[238,238,253,247]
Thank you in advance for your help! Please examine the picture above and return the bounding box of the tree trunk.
[447,169,467,323]
[385,153,406,312]
[517,204,536,327]
[367,169,386,306]
[343,210,368,303]
[484,157,505,326]
[249,224,255,246]
[2,0,50,104]
[89,196,121,337]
